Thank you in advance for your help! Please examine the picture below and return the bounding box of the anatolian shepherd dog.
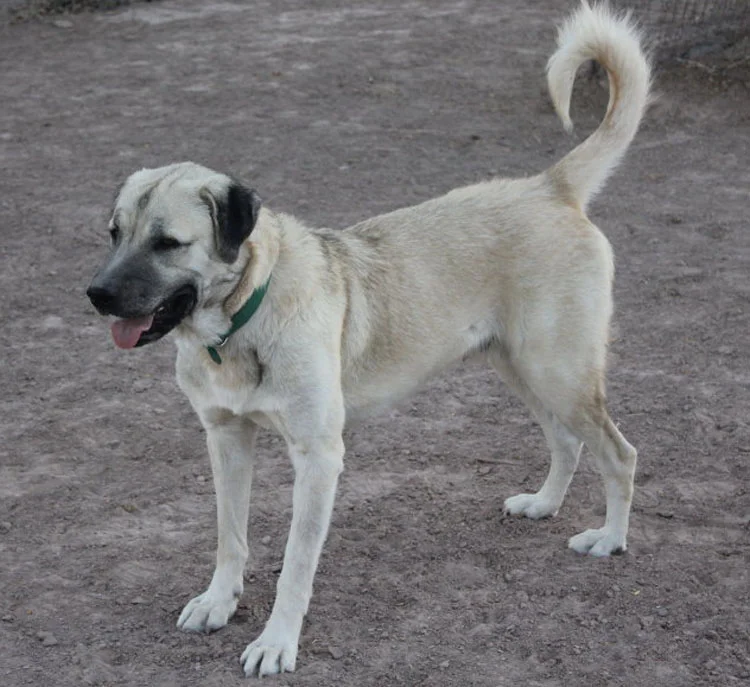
[87,2,651,677]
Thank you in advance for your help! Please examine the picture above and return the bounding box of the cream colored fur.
[106,3,650,677]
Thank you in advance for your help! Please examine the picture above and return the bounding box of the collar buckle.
[205,275,271,364]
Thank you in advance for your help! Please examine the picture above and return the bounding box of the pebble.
[328,646,344,660]
[2,615,13,622]
[37,632,58,647]
[41,315,64,330]
[478,466,491,475]
[131,596,147,605]
[52,20,73,29]
[440,661,450,669]
[196,475,207,484]
[261,535,271,545]
[657,607,668,617]
[0,522,11,533]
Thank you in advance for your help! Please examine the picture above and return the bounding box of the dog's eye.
[109,225,120,244]
[154,236,183,251]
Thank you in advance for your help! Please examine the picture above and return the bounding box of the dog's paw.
[240,628,298,677]
[568,527,626,557]
[503,492,559,519]
[177,590,238,633]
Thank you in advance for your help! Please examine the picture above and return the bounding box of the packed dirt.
[1,1,749,685]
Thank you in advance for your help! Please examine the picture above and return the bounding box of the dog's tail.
[547,2,651,211]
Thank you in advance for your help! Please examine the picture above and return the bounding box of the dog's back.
[331,4,651,415]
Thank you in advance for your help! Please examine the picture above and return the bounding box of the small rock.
[261,535,271,545]
[705,659,717,671]
[132,380,150,393]
[328,646,344,660]
[41,315,64,330]
[196,475,207,484]
[657,607,668,617]
[2,615,13,622]
[52,20,73,28]
[131,596,147,605]
[478,466,491,475]
[0,522,11,533]
[440,660,450,669]
[37,632,58,646]
[656,510,674,519]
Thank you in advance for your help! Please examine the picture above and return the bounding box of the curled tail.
[547,2,651,210]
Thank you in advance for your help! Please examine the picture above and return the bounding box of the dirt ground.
[1,1,749,685]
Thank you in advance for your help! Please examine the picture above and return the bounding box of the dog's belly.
[340,317,498,422]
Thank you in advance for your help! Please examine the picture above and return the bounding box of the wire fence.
[625,0,750,60]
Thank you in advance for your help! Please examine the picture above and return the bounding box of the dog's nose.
[87,284,117,315]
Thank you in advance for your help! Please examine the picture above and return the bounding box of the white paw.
[568,527,626,557]
[504,492,559,519]
[240,628,298,677]
[177,590,238,633]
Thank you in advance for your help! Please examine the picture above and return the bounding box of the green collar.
[206,277,271,365]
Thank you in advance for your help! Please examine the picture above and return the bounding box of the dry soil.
[1,2,749,686]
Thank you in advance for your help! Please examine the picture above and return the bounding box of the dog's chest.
[177,346,271,419]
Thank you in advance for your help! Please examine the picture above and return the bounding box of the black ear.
[201,181,262,263]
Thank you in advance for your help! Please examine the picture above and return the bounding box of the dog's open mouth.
[111,285,197,349]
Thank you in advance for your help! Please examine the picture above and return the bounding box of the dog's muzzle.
[87,282,198,349]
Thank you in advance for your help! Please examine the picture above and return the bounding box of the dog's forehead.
[115,163,229,218]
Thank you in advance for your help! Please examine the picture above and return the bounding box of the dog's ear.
[200,181,262,263]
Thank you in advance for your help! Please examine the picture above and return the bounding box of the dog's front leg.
[241,432,344,677]
[178,416,258,633]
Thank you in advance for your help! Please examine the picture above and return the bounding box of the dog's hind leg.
[497,343,637,556]
[489,349,583,520]
[564,401,637,556]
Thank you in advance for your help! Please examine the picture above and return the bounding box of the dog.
[87,2,650,677]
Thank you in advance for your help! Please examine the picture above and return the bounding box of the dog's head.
[87,162,261,348]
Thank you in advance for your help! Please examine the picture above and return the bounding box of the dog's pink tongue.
[111,315,154,349]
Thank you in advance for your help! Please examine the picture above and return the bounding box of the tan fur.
[97,3,650,677]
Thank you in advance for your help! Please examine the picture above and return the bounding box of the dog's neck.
[223,210,281,317]
[175,209,283,350]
